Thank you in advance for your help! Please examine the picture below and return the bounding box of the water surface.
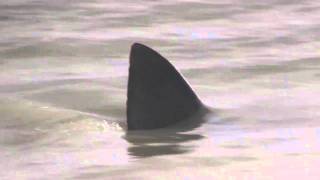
[1,0,320,179]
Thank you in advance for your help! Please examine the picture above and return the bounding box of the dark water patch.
[77,8,119,17]
[102,13,154,27]
[1,38,178,59]
[0,37,38,51]
[233,0,311,11]
[295,6,320,13]
[284,57,320,67]
[237,36,305,48]
[244,0,311,8]
[229,156,257,162]
[301,24,320,41]
[243,4,272,10]
[153,2,246,22]
[0,128,49,147]
[158,2,245,21]
[0,78,90,93]
[0,15,11,21]
[273,0,311,6]
[1,41,108,59]
[0,0,75,12]
[19,161,52,167]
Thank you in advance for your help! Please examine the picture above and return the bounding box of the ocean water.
[0,0,320,179]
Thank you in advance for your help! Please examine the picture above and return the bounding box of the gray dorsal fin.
[127,43,204,130]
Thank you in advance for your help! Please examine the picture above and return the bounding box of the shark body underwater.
[127,43,209,130]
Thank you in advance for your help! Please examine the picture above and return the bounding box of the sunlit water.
[1,0,320,179]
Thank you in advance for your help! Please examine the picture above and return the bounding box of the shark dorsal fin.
[127,43,204,130]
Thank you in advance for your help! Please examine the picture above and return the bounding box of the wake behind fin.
[127,43,205,130]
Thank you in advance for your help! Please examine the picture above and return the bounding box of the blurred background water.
[0,0,320,179]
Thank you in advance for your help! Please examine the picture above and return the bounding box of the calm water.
[1,0,320,179]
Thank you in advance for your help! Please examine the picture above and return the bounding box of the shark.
[127,43,209,130]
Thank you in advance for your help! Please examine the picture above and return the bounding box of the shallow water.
[1,0,320,179]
